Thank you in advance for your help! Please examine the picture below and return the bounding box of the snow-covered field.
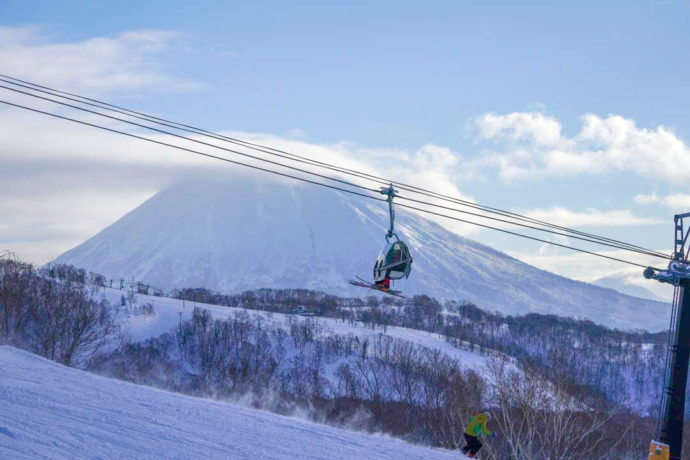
[0,346,462,460]
[106,287,490,371]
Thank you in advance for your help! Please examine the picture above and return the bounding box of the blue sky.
[5,1,689,146]
[1,0,689,298]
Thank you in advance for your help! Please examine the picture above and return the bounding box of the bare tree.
[0,252,37,342]
[1,253,114,366]
[30,282,114,366]
[484,357,621,460]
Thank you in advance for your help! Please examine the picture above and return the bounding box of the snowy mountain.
[0,346,460,460]
[53,178,670,331]
[593,273,668,302]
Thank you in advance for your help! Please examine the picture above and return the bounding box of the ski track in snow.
[110,287,489,372]
[0,346,463,460]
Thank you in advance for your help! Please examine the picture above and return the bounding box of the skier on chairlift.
[349,184,412,297]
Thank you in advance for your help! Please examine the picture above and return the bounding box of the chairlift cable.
[0,84,670,260]
[0,99,383,202]
[0,98,664,271]
[0,73,668,258]
[0,84,380,194]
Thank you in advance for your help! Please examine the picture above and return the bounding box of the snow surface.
[0,346,463,459]
[53,178,671,331]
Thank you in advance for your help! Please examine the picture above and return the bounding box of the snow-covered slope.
[0,346,460,459]
[54,179,670,331]
[100,287,490,373]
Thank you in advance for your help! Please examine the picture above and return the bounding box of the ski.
[348,276,406,298]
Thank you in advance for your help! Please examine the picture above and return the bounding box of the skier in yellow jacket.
[461,412,493,458]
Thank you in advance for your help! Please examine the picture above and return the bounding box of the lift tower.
[645,212,690,460]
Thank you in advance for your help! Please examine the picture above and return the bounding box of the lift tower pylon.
[645,212,690,460]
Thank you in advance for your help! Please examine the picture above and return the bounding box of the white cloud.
[0,26,201,94]
[471,111,690,184]
[475,112,563,146]
[521,206,662,227]
[0,25,207,264]
[633,193,659,205]
[633,192,690,212]
[660,194,690,212]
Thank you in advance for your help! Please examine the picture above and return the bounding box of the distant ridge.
[593,274,666,302]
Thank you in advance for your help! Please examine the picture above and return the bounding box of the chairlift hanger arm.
[380,184,398,241]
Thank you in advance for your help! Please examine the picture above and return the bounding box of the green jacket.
[464,413,492,437]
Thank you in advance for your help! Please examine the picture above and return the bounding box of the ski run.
[0,346,464,459]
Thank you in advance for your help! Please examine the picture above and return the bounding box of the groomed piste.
[0,346,462,460]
